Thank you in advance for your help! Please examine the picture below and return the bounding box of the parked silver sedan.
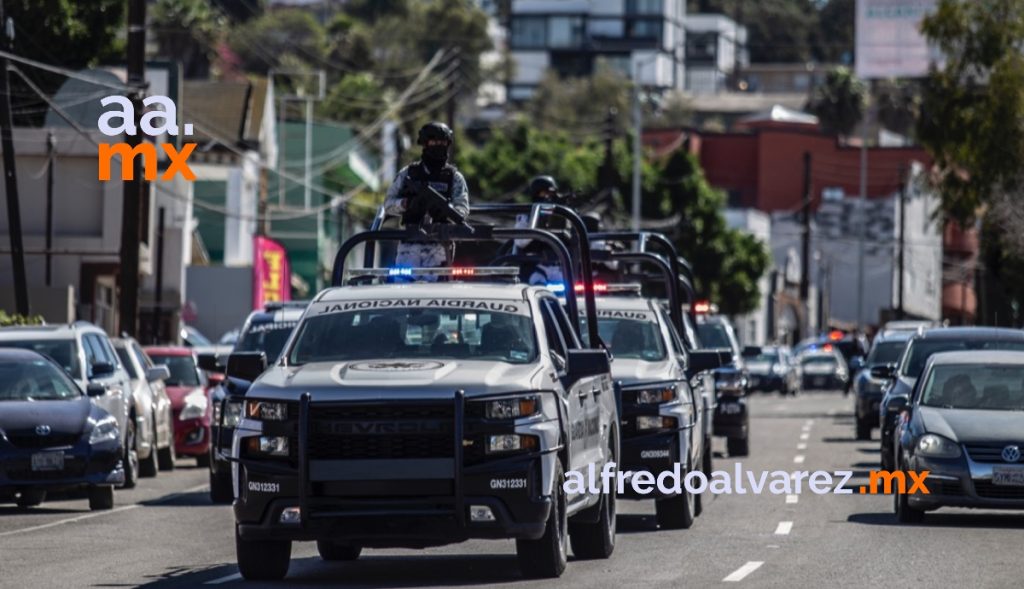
[112,338,175,475]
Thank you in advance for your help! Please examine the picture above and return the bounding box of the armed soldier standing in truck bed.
[383,122,470,269]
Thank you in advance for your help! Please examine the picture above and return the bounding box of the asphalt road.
[3,391,1022,589]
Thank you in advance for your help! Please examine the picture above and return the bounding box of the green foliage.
[806,66,866,137]
[526,65,633,135]
[152,0,225,78]
[457,123,770,315]
[689,0,838,64]
[320,73,388,128]
[0,311,43,327]
[4,0,125,69]
[917,0,1024,223]
[227,8,326,74]
[875,79,921,139]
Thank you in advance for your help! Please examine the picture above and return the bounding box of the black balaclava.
[423,143,449,167]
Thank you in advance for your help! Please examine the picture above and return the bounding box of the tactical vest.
[401,161,456,226]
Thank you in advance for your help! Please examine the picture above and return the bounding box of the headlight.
[916,434,962,459]
[486,434,538,454]
[484,395,539,420]
[179,392,208,421]
[715,374,747,391]
[89,417,119,445]
[636,416,677,431]
[245,435,289,457]
[246,400,288,421]
[772,364,786,375]
[635,387,676,404]
[222,400,243,427]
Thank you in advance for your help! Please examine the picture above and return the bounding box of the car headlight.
[486,434,539,454]
[715,374,747,391]
[245,400,288,421]
[916,434,962,459]
[222,400,243,427]
[89,417,119,445]
[179,392,208,421]
[772,364,786,375]
[634,387,676,405]
[245,435,290,457]
[483,394,540,420]
[636,415,678,431]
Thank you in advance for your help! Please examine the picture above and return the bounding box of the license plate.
[721,403,742,415]
[993,467,1024,486]
[31,452,64,472]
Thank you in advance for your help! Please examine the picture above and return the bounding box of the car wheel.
[894,483,925,523]
[727,436,749,457]
[316,540,362,561]
[16,489,45,509]
[88,486,114,511]
[855,417,872,441]
[121,418,139,489]
[702,437,713,475]
[569,442,616,560]
[139,412,159,478]
[210,467,234,504]
[196,452,211,468]
[157,442,176,472]
[656,460,695,530]
[517,457,568,578]
[236,524,291,580]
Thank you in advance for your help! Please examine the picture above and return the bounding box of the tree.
[320,72,388,127]
[816,0,855,64]
[806,66,866,137]
[689,0,819,63]
[526,66,633,136]
[151,0,225,79]
[875,79,921,139]
[227,8,326,74]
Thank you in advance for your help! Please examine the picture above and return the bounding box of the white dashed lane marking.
[204,572,241,585]
[775,521,793,535]
[799,432,810,440]
[723,561,765,582]
[794,455,806,464]
[786,494,799,504]
[797,443,807,450]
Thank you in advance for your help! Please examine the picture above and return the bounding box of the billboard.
[253,236,291,309]
[855,0,940,79]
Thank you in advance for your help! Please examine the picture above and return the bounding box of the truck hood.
[611,358,678,387]
[919,407,1024,444]
[250,360,546,401]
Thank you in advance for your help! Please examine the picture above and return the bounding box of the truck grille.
[308,403,454,460]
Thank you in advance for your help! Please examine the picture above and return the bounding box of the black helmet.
[417,121,453,146]
[526,175,559,202]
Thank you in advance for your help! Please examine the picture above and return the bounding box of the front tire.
[209,467,234,504]
[139,413,159,478]
[316,540,362,561]
[121,418,139,489]
[656,460,695,530]
[894,487,925,523]
[517,458,568,578]
[727,436,749,457]
[855,417,872,441]
[236,525,291,580]
[88,486,114,511]
[16,489,45,508]
[196,452,211,468]
[569,463,616,559]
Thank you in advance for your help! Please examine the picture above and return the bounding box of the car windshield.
[696,323,732,350]
[867,341,907,366]
[596,318,666,361]
[114,346,139,379]
[289,308,537,365]
[0,358,81,401]
[183,327,211,347]
[235,321,298,362]
[0,339,80,378]
[149,354,201,387]
[901,340,1024,378]
[803,356,838,367]
[921,364,1024,410]
[745,352,779,363]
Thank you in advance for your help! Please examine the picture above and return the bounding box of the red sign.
[252,236,291,309]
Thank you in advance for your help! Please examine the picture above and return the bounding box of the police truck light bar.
[344,267,521,280]
[546,282,642,295]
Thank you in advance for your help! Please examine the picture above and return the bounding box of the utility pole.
[598,107,618,194]
[631,60,642,232]
[0,7,27,316]
[45,132,54,286]
[118,0,146,337]
[446,56,460,161]
[896,164,907,320]
[799,152,812,307]
[151,207,165,344]
[856,82,874,329]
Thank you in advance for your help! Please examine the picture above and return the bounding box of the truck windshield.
[236,322,298,363]
[696,323,732,350]
[595,318,666,361]
[289,308,537,365]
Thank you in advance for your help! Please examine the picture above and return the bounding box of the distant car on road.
[743,345,798,396]
[697,314,751,456]
[0,322,138,487]
[112,337,175,475]
[0,349,123,510]
[894,350,1024,523]
[853,330,912,440]
[798,348,848,392]
[144,347,211,467]
[877,327,1024,471]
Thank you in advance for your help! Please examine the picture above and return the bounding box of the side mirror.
[207,372,226,386]
[688,350,724,374]
[887,394,909,415]
[742,345,762,357]
[565,349,611,382]
[197,352,225,374]
[849,356,865,371]
[145,365,170,383]
[86,382,107,397]
[226,352,267,383]
[90,362,115,378]
[870,363,896,380]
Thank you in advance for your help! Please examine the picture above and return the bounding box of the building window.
[627,0,664,15]
[686,31,718,64]
[551,52,593,78]
[598,54,632,78]
[628,18,662,42]
[511,16,546,49]
[549,16,585,48]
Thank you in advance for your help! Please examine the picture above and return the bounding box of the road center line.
[786,494,799,504]
[723,561,764,582]
[205,572,242,585]
[797,443,807,450]
[0,504,139,538]
[794,455,805,464]
[775,521,793,535]
[799,432,810,440]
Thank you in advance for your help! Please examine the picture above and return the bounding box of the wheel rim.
[556,480,568,560]
[126,422,138,480]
